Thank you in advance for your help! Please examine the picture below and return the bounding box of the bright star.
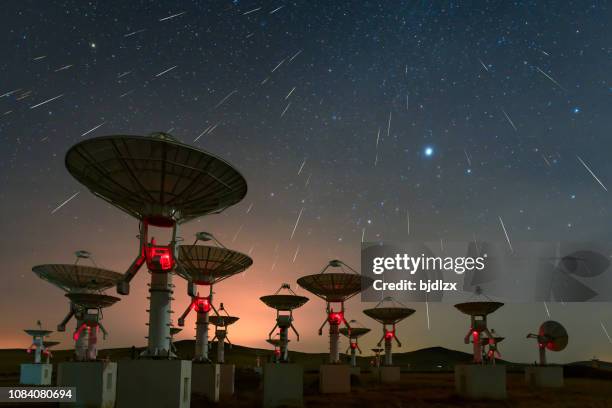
[424,146,434,157]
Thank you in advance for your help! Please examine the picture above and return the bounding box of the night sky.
[1,1,612,364]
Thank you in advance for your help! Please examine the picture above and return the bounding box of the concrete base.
[191,363,220,402]
[20,363,52,385]
[263,363,303,408]
[379,366,400,383]
[319,364,350,394]
[525,366,563,387]
[455,365,506,399]
[350,367,361,376]
[116,360,191,408]
[219,364,235,397]
[57,361,116,408]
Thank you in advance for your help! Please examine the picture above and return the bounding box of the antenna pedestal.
[263,363,303,408]
[195,310,210,361]
[116,360,191,408]
[524,366,563,388]
[144,270,175,358]
[384,337,393,366]
[329,323,340,364]
[455,364,507,399]
[20,364,52,386]
[58,361,117,406]
[75,318,89,361]
[191,363,221,402]
[216,330,226,364]
[349,346,357,367]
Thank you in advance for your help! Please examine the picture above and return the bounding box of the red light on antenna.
[472,330,479,341]
[192,298,211,313]
[384,330,395,340]
[145,243,174,271]
[350,342,358,350]
[328,311,344,325]
[73,323,87,341]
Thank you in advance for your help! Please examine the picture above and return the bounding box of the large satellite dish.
[363,307,415,325]
[260,284,309,311]
[32,264,123,292]
[209,315,239,327]
[176,245,252,285]
[65,133,247,225]
[65,293,121,309]
[297,260,371,303]
[454,301,504,317]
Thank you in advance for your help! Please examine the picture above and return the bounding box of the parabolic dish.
[65,293,121,309]
[43,341,60,348]
[32,264,122,292]
[24,329,53,337]
[454,301,504,317]
[65,133,247,225]
[339,327,371,338]
[539,320,568,351]
[176,245,252,285]
[297,273,371,302]
[266,339,287,346]
[260,294,309,311]
[363,307,416,325]
[479,337,504,345]
[209,315,239,327]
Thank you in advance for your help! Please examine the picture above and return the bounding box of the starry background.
[1,1,611,364]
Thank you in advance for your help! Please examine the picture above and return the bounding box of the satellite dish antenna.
[32,252,122,361]
[454,301,504,365]
[209,303,239,364]
[527,321,568,365]
[363,297,415,366]
[339,320,370,368]
[297,260,372,364]
[24,322,53,365]
[371,348,384,368]
[175,232,252,362]
[260,283,309,363]
[65,133,247,358]
[65,293,120,360]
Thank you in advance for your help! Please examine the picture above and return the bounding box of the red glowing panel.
[146,244,174,271]
[73,323,87,341]
[192,297,211,313]
[384,330,395,340]
[327,311,344,325]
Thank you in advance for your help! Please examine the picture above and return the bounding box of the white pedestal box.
[525,366,563,387]
[350,367,361,376]
[263,363,303,408]
[319,364,350,394]
[455,365,506,399]
[57,361,116,408]
[219,364,235,397]
[191,363,220,402]
[379,366,400,383]
[20,363,52,385]
[116,360,191,408]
